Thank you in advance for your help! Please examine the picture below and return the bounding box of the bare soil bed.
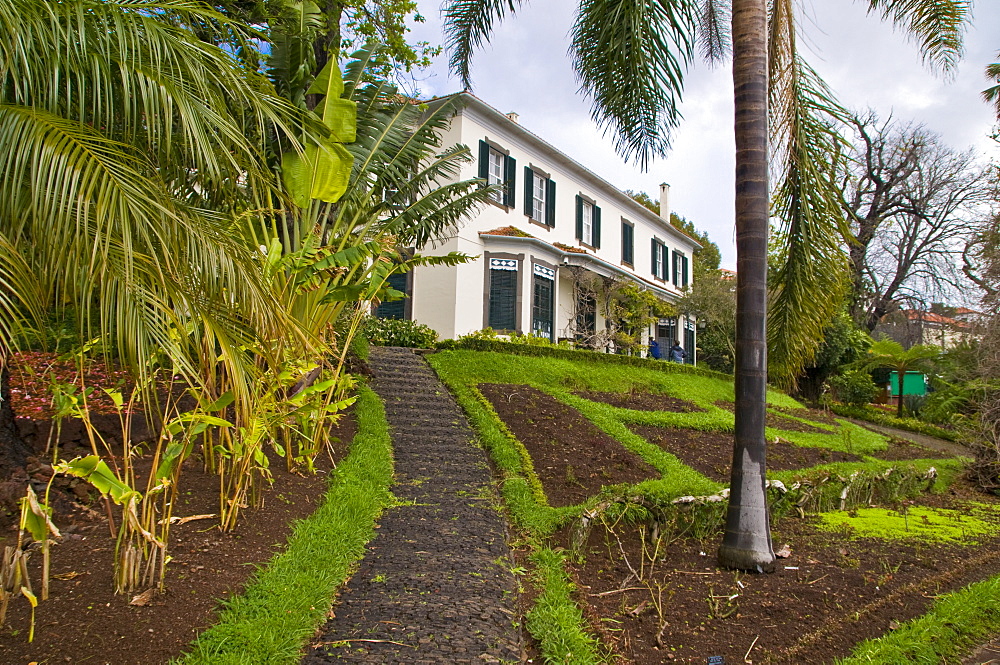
[479,383,659,507]
[631,425,863,482]
[714,401,832,434]
[567,485,1000,664]
[574,391,705,413]
[0,353,354,665]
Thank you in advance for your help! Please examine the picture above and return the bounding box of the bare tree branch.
[840,111,992,331]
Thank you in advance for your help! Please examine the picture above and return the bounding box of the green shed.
[888,371,927,397]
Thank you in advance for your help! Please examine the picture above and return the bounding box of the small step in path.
[303,347,521,664]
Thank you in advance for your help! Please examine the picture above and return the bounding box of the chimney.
[506,112,519,123]
[659,183,671,222]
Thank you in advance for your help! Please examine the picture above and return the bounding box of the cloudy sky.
[404,1,999,269]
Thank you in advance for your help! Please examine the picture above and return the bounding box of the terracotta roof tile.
[553,242,589,254]
[480,226,534,238]
[901,310,969,327]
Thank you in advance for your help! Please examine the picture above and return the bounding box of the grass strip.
[837,574,1000,664]
[176,385,394,665]
[526,547,604,665]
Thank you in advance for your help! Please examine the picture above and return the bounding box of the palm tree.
[0,0,308,476]
[860,339,941,419]
[444,0,968,572]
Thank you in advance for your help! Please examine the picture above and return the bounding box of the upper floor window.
[672,250,689,287]
[621,220,634,266]
[479,139,516,207]
[524,166,556,226]
[651,239,667,280]
[575,195,601,248]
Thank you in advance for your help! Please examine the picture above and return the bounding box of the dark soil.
[479,384,659,507]
[772,405,841,427]
[567,484,1000,664]
[574,391,705,413]
[632,425,862,483]
[872,437,940,461]
[716,401,832,434]
[0,353,354,665]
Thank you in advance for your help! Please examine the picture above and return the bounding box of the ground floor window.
[656,319,678,348]
[683,318,696,364]
[488,267,517,331]
[374,271,410,320]
[531,266,555,341]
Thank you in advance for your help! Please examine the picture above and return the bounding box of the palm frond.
[767,2,852,387]
[698,0,732,64]
[570,0,697,168]
[0,104,285,389]
[865,0,969,73]
[0,0,306,208]
[443,0,525,89]
[984,57,1000,117]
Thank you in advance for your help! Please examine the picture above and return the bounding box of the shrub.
[827,370,878,407]
[361,316,437,348]
[450,328,574,349]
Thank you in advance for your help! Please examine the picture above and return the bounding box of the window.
[657,318,678,347]
[531,264,555,341]
[621,221,634,265]
[487,258,518,330]
[672,251,689,287]
[374,271,410,320]
[524,167,556,226]
[575,195,601,248]
[488,150,504,200]
[479,140,516,207]
[651,239,668,280]
[683,318,696,364]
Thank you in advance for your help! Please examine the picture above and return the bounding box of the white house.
[377,93,701,360]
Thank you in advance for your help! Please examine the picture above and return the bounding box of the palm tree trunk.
[897,370,905,419]
[717,0,776,573]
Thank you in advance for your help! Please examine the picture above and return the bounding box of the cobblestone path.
[303,347,521,664]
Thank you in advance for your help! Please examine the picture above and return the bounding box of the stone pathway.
[844,418,970,458]
[303,347,521,664]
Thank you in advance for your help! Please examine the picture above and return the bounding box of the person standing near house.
[668,340,687,363]
[648,338,661,359]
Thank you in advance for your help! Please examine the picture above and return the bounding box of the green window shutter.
[503,155,516,207]
[546,179,556,226]
[682,255,689,287]
[524,166,534,217]
[478,140,489,181]
[622,223,633,264]
[661,245,669,280]
[651,238,658,275]
[671,251,678,285]
[593,205,602,249]
[575,195,583,240]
